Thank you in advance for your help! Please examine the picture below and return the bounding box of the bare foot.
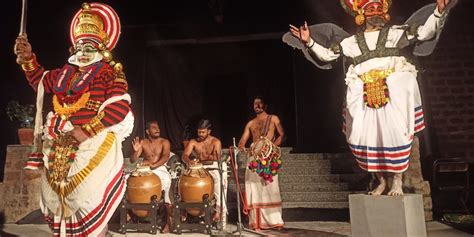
[161,223,170,233]
[368,183,386,195]
[368,172,386,195]
[275,226,284,231]
[388,173,404,196]
[212,211,221,222]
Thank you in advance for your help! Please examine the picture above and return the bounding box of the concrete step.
[230,157,332,167]
[282,201,349,209]
[227,200,351,209]
[228,182,349,192]
[278,166,331,175]
[279,159,332,167]
[280,191,356,202]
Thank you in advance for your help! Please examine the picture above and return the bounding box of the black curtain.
[140,39,296,151]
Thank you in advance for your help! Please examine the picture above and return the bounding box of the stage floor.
[0,221,470,236]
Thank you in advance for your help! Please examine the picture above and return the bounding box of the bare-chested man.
[131,120,173,233]
[182,119,227,224]
[238,96,285,231]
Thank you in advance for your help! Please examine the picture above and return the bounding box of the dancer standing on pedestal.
[285,0,455,196]
[14,3,133,236]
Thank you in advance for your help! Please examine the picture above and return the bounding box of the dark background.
[0,0,469,183]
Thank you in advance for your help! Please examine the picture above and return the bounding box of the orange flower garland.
[53,92,90,118]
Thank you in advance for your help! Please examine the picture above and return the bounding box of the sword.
[19,0,27,36]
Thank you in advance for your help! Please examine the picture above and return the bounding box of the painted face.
[146,122,161,139]
[253,99,266,114]
[364,3,384,17]
[74,42,98,64]
[197,128,210,141]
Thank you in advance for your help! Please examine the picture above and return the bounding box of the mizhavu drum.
[178,163,214,216]
[126,166,162,218]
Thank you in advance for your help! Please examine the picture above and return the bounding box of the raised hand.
[437,0,450,13]
[132,137,142,152]
[14,34,32,64]
[289,21,311,44]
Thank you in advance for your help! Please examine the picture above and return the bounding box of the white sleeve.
[305,38,341,62]
[415,7,447,41]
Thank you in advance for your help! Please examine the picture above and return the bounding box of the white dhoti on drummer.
[202,160,228,214]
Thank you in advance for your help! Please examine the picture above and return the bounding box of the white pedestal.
[349,194,426,237]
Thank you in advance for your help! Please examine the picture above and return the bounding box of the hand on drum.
[189,159,199,166]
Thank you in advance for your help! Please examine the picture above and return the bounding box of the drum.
[178,163,214,216]
[126,166,162,218]
[248,137,282,183]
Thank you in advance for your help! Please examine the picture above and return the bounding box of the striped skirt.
[343,71,425,173]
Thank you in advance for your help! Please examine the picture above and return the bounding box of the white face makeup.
[68,40,103,67]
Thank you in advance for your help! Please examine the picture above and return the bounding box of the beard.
[367,15,386,28]
[254,107,264,114]
[148,133,160,139]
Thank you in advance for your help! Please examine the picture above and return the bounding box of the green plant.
[6,100,35,128]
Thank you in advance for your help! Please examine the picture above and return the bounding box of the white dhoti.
[40,131,126,237]
[151,166,172,204]
[245,156,284,230]
[343,57,425,173]
[202,161,228,213]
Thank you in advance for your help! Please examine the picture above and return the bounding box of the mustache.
[367,15,386,26]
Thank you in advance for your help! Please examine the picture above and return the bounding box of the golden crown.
[73,3,109,44]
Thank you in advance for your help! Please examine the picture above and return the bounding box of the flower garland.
[247,137,283,183]
[53,92,90,118]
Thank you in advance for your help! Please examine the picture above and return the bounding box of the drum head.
[167,154,183,175]
[251,137,273,159]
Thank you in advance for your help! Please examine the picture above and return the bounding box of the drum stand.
[172,193,214,234]
[118,192,164,234]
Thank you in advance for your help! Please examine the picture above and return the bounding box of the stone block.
[349,194,426,237]
[423,196,433,210]
[1,145,42,223]
[424,210,433,222]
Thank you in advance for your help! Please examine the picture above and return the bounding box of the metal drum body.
[126,168,162,218]
[178,164,214,216]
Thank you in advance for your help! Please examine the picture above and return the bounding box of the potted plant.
[6,100,35,145]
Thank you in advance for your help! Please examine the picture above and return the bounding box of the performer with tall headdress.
[14,2,133,236]
[284,0,456,196]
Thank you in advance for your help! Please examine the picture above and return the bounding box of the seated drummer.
[131,120,173,233]
[182,119,227,223]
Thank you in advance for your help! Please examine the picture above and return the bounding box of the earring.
[101,50,113,62]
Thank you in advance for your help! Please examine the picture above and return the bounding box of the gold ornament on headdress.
[352,0,365,25]
[73,3,109,45]
[382,0,390,22]
[355,9,365,25]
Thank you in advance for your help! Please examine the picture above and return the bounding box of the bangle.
[20,58,38,72]
[306,40,315,48]
[82,111,106,137]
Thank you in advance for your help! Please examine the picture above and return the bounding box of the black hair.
[145,120,159,130]
[197,119,212,129]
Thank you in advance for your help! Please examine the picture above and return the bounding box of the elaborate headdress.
[70,3,121,51]
[340,0,391,25]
